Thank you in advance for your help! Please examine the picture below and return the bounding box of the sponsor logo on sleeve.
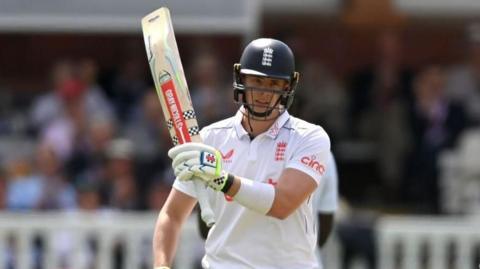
[300,155,325,175]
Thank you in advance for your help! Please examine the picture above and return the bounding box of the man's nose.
[258,90,271,98]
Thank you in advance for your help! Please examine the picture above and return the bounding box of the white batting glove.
[168,143,234,192]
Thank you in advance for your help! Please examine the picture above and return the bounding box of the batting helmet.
[233,38,299,117]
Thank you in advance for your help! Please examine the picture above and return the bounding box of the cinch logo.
[301,155,325,175]
[262,47,273,66]
[165,89,183,130]
[221,149,234,163]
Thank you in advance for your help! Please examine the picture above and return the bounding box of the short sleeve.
[285,128,330,185]
[316,152,338,213]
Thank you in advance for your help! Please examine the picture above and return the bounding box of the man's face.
[243,75,289,117]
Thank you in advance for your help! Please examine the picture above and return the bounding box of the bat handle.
[194,180,215,227]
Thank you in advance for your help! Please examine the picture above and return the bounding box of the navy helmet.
[233,38,299,117]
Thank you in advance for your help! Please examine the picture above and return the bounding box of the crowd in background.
[0,46,238,214]
[0,24,479,219]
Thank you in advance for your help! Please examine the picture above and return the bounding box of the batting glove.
[168,143,234,192]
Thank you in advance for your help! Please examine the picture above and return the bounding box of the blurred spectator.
[6,143,76,210]
[0,169,6,210]
[445,23,480,126]
[6,173,42,211]
[101,139,139,210]
[78,58,115,121]
[5,151,40,210]
[189,50,233,126]
[336,200,378,269]
[347,30,413,201]
[110,56,149,121]
[30,60,76,130]
[123,90,171,201]
[295,60,349,140]
[67,114,116,186]
[30,59,113,134]
[123,90,169,163]
[0,86,30,136]
[40,79,88,161]
[403,64,467,213]
[35,143,77,210]
[77,181,102,211]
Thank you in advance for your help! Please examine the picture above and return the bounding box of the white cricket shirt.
[314,152,339,267]
[315,152,338,214]
[174,108,330,269]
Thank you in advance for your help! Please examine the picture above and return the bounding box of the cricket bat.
[141,7,215,226]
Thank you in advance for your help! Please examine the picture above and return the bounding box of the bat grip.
[194,180,215,227]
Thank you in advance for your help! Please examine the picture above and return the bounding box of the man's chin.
[252,109,269,115]
[249,110,280,121]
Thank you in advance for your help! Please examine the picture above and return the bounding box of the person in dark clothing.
[347,30,413,204]
[404,64,467,213]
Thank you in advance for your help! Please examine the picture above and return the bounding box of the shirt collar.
[265,110,290,139]
[233,107,290,140]
[234,108,249,139]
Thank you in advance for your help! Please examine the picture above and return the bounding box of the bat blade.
[142,7,197,144]
[142,7,215,226]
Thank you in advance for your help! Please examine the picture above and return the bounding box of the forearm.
[318,227,332,248]
[226,169,316,219]
[169,142,315,219]
[267,187,295,219]
[225,175,294,219]
[153,211,182,267]
[318,214,334,248]
[226,175,276,216]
